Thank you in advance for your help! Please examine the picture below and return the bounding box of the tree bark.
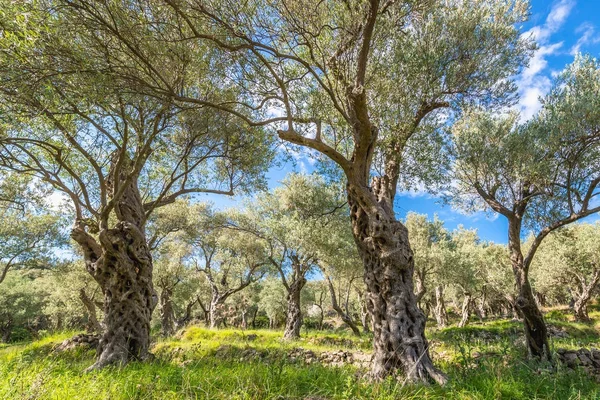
[507,218,549,361]
[327,276,361,336]
[176,298,197,329]
[241,308,248,329]
[476,291,487,321]
[458,293,472,328]
[573,269,600,322]
[209,297,222,329]
[79,288,103,334]
[197,297,210,326]
[283,276,306,340]
[71,168,157,370]
[347,180,447,384]
[0,316,12,343]
[357,290,371,333]
[251,306,258,329]
[160,288,176,337]
[433,285,448,328]
[414,268,427,303]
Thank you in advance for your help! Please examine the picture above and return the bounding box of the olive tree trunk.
[457,293,472,328]
[434,285,448,328]
[347,179,447,385]
[326,276,361,336]
[476,291,487,321]
[209,297,223,329]
[160,288,176,337]
[71,172,157,370]
[358,291,371,333]
[283,276,306,340]
[0,316,12,343]
[79,288,103,334]
[573,268,600,322]
[508,219,549,361]
[176,298,198,330]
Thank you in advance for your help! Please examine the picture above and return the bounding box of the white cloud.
[570,23,600,55]
[396,182,430,199]
[546,0,575,32]
[516,0,575,120]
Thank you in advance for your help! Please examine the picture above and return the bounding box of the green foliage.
[0,272,47,342]
[0,208,64,283]
[41,261,102,330]
[531,223,600,304]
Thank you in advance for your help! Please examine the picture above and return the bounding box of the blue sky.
[198,0,600,245]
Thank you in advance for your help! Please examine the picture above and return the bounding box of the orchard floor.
[2,310,600,399]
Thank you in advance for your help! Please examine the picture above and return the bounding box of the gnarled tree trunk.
[327,276,361,336]
[241,308,248,329]
[573,269,600,322]
[514,275,549,359]
[347,179,447,385]
[475,291,487,321]
[458,293,472,328]
[414,268,427,304]
[79,288,103,334]
[283,276,306,340]
[71,168,157,370]
[160,288,176,337]
[0,316,12,343]
[176,298,198,330]
[434,285,448,328]
[209,297,223,329]
[357,290,371,333]
[508,218,549,361]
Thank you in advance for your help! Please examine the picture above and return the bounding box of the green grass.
[1,319,599,400]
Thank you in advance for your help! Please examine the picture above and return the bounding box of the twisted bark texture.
[160,288,176,336]
[71,168,156,370]
[508,219,549,361]
[573,268,600,322]
[458,293,472,328]
[283,276,306,340]
[348,178,447,385]
[434,285,448,328]
[327,276,361,336]
[79,288,103,334]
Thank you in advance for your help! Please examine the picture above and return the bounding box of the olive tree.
[532,223,600,322]
[405,213,449,310]
[445,228,485,328]
[448,55,600,360]
[0,212,63,284]
[0,2,271,369]
[184,204,270,328]
[0,272,47,342]
[43,260,104,333]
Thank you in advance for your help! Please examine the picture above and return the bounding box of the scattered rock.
[548,326,570,338]
[245,334,258,341]
[54,334,100,352]
[286,347,370,368]
[557,348,600,381]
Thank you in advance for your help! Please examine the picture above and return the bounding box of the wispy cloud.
[517,0,575,120]
[570,22,600,55]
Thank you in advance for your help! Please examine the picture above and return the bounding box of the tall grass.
[1,318,599,399]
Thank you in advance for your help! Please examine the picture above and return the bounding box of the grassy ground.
[1,310,600,399]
